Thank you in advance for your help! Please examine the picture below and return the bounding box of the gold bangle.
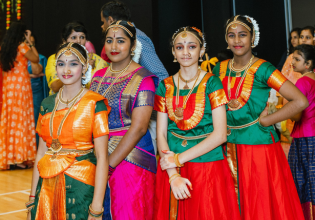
[174,153,184,167]
[169,173,181,184]
[89,204,104,215]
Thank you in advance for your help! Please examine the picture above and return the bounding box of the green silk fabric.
[213,61,280,145]
[156,75,226,162]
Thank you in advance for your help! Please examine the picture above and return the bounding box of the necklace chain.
[96,60,133,97]
[59,86,84,107]
[178,68,199,89]
[227,55,254,105]
[176,68,201,110]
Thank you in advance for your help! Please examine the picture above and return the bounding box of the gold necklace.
[49,87,85,159]
[174,68,201,120]
[231,55,254,77]
[227,56,254,110]
[59,86,85,107]
[95,60,133,97]
[109,61,131,77]
[179,67,200,90]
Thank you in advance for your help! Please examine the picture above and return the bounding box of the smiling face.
[299,29,314,45]
[291,31,299,48]
[172,32,204,67]
[105,28,133,63]
[66,30,87,46]
[292,50,311,73]
[226,24,252,56]
[56,53,85,86]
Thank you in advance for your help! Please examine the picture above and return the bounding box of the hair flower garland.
[245,15,260,47]
[81,45,92,85]
[132,39,142,63]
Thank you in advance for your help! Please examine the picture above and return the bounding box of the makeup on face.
[105,28,132,62]
[299,30,314,45]
[226,25,252,56]
[56,54,83,84]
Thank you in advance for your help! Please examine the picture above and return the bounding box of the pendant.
[181,139,188,147]
[174,107,184,120]
[227,129,231,136]
[235,72,241,77]
[228,99,240,110]
[183,84,189,90]
[50,153,57,161]
[51,138,62,152]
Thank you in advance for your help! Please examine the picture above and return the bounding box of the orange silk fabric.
[267,70,288,92]
[37,91,110,150]
[208,88,228,110]
[154,95,167,113]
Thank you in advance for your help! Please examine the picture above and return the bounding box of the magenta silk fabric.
[291,76,315,138]
[108,160,155,219]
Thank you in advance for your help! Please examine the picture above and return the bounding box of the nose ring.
[65,70,71,76]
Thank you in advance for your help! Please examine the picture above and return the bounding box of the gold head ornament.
[55,43,88,71]
[105,20,134,38]
[225,15,255,45]
[172,26,203,46]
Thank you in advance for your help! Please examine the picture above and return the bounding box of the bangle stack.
[174,153,184,167]
[169,173,181,184]
[89,204,104,218]
[25,199,35,213]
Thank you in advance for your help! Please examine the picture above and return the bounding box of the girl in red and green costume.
[154,27,241,220]
[213,15,308,220]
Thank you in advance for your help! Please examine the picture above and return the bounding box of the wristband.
[174,153,184,167]
[169,173,181,184]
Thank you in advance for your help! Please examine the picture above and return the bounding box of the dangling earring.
[251,43,255,48]
[173,57,177,62]
[227,46,230,49]
[82,72,86,79]
[131,49,135,56]
[199,56,203,62]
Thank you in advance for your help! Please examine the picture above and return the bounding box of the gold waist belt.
[171,132,211,147]
[45,148,93,156]
[227,117,259,136]
[109,125,131,133]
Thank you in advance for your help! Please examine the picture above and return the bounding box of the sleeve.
[265,64,288,92]
[207,76,228,110]
[154,80,167,113]
[137,30,169,83]
[19,43,30,56]
[93,54,109,72]
[45,55,59,90]
[36,102,48,137]
[85,41,96,54]
[93,99,111,138]
[212,62,221,77]
[134,77,156,108]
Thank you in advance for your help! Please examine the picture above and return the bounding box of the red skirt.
[154,156,241,220]
[230,138,304,220]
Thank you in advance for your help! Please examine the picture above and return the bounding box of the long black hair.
[0,22,27,71]
[289,28,301,54]
[294,44,315,70]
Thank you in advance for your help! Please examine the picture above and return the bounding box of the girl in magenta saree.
[90,20,158,220]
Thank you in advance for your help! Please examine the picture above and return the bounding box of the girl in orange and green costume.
[213,15,308,220]
[28,43,110,220]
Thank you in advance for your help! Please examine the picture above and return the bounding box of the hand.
[160,150,176,170]
[27,211,31,220]
[259,102,269,127]
[88,57,96,69]
[88,215,102,220]
[25,30,32,44]
[170,176,192,200]
[29,73,45,78]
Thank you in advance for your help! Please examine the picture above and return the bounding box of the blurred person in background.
[0,22,39,169]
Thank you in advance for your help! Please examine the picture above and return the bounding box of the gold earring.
[131,50,135,56]
[82,72,86,79]
[227,46,230,49]
[199,56,203,62]
[173,57,177,62]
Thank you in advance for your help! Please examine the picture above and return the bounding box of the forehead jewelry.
[106,20,133,38]
[181,27,188,39]
[172,27,202,45]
